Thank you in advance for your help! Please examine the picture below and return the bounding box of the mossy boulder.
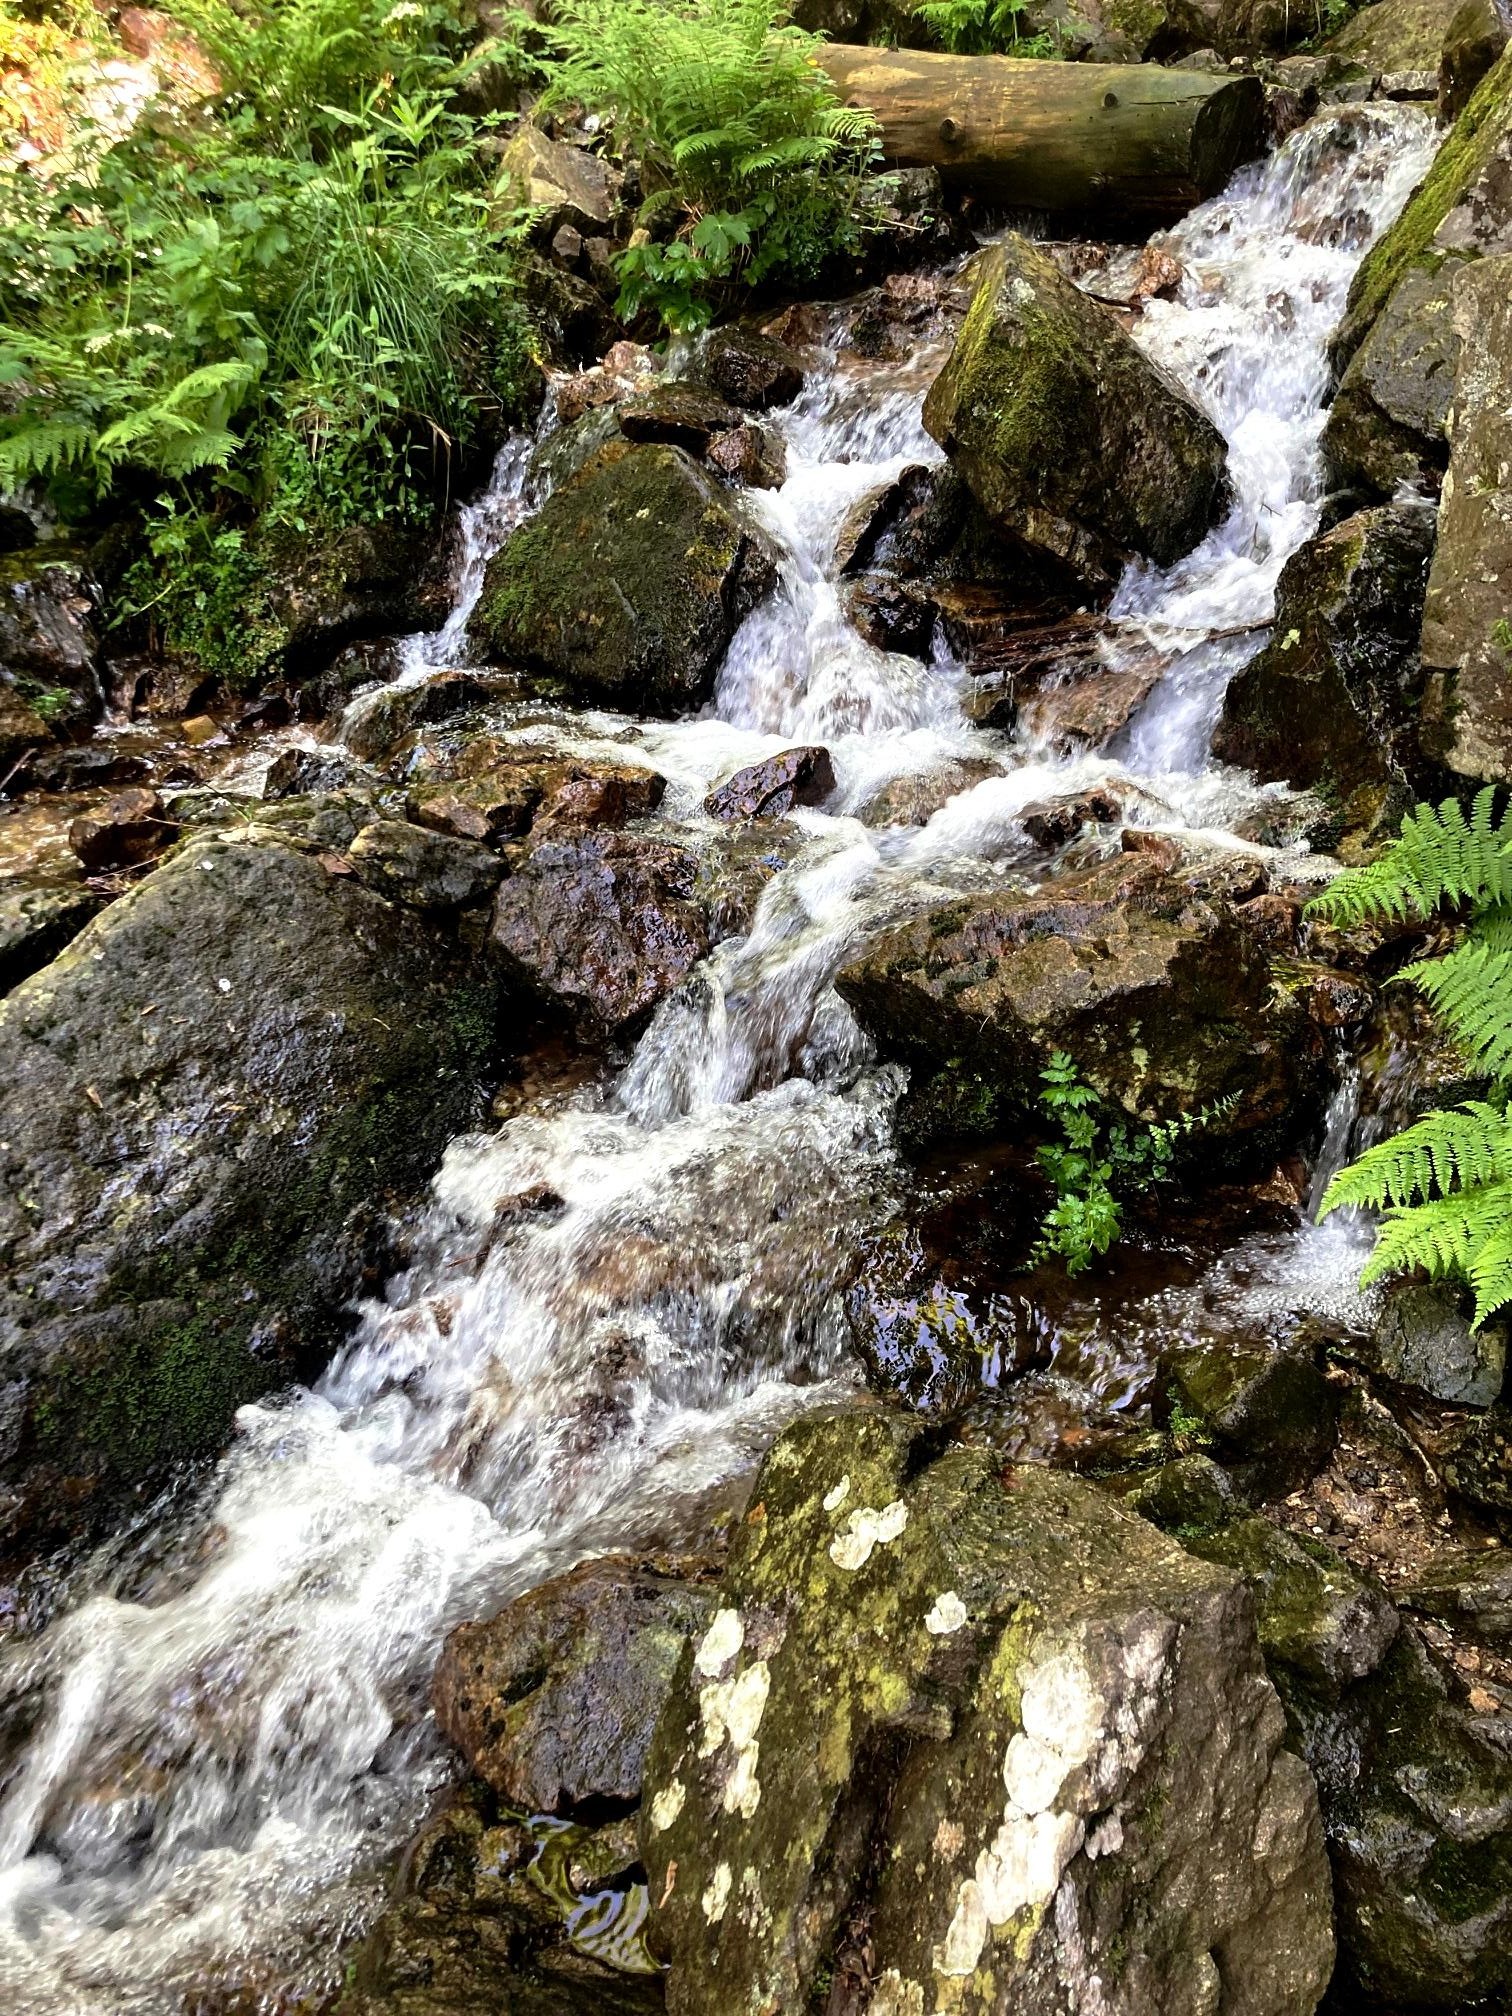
[1163,1335,1341,1497]
[1211,501,1438,840]
[433,1554,719,1817]
[1323,0,1463,72]
[0,828,499,1548]
[0,545,104,753]
[472,445,778,715]
[1323,43,1512,498]
[923,235,1232,594]
[1418,254,1512,783]
[834,853,1321,1168]
[1440,0,1511,114]
[639,1413,1333,2015]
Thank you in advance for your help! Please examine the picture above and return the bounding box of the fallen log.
[815,46,1267,222]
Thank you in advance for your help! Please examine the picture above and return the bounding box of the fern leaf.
[1402,941,1512,1084]
[1318,1101,1512,1217]
[1307,787,1512,927]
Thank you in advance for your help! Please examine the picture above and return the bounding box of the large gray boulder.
[1324,44,1512,499]
[923,235,1232,594]
[1419,254,1512,781]
[0,828,498,1546]
[471,444,778,714]
[639,1413,1334,2015]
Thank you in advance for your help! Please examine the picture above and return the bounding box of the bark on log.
[815,46,1267,221]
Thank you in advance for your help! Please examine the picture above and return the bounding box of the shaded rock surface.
[640,1412,1333,2016]
[701,326,805,411]
[0,546,104,756]
[1211,500,1437,837]
[472,445,778,714]
[703,746,834,822]
[433,1555,718,1816]
[0,829,497,1542]
[835,853,1319,1163]
[1366,1281,1508,1405]
[923,234,1232,592]
[1163,1334,1342,1497]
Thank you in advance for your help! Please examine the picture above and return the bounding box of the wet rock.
[1211,501,1437,836]
[1324,45,1512,499]
[703,746,834,822]
[836,853,1318,1165]
[640,1412,1334,2016]
[0,879,104,994]
[1406,1541,1512,1637]
[923,234,1232,593]
[297,636,406,723]
[0,686,55,776]
[472,445,778,716]
[343,672,522,763]
[517,249,623,371]
[1440,1403,1512,1509]
[855,756,1000,828]
[404,742,665,841]
[0,829,498,1542]
[1019,785,1126,849]
[1441,0,1511,113]
[1367,1281,1507,1406]
[1419,255,1512,783]
[347,819,504,910]
[1284,1624,1512,2008]
[1186,1513,1401,1695]
[434,1555,718,1816]
[702,422,786,491]
[67,787,178,872]
[842,572,938,656]
[261,521,450,677]
[263,747,372,800]
[0,546,104,747]
[112,648,217,722]
[489,826,710,1032]
[1125,1450,1245,1532]
[1163,1335,1341,1497]
[616,381,744,456]
[501,124,615,240]
[1324,0,1464,71]
[701,326,805,411]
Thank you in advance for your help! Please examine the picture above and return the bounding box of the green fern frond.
[1360,1188,1489,1286]
[1307,787,1512,927]
[1401,941,1512,1082]
[1319,1100,1512,1217]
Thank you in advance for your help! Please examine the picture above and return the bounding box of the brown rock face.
[489,827,711,1032]
[68,788,177,872]
[703,746,835,822]
[835,853,1319,1161]
[701,325,805,410]
[1419,254,1512,782]
[433,1556,717,1816]
[923,235,1232,593]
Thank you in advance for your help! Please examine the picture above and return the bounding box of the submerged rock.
[1418,254,1512,783]
[835,853,1318,1165]
[639,1412,1334,2015]
[1212,501,1437,836]
[472,445,778,715]
[434,1555,718,1816]
[0,829,498,1543]
[1324,44,1512,499]
[923,235,1232,593]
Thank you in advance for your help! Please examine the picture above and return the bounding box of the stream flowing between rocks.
[0,101,1441,2013]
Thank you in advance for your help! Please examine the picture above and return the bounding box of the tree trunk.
[815,46,1267,222]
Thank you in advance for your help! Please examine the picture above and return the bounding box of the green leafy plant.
[1031,1051,1219,1275]
[1312,787,1512,1326]
[544,0,877,332]
[913,0,1059,57]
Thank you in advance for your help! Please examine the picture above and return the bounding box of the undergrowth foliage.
[0,0,534,679]
[1311,788,1512,1326]
[545,0,878,331]
[913,0,1059,58]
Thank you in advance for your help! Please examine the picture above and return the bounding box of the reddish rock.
[704,747,836,822]
[68,788,177,871]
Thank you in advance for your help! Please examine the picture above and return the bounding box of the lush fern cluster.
[546,0,877,331]
[1311,788,1512,1326]
[913,0,1059,58]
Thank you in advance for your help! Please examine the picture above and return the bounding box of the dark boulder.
[472,446,778,715]
[701,326,805,411]
[923,234,1232,593]
[433,1555,718,1816]
[0,876,104,995]
[0,829,499,1545]
[616,381,744,455]
[1163,1335,1341,1497]
[1441,0,1511,115]
[0,546,104,751]
[703,746,834,822]
[261,521,451,679]
[67,787,178,873]
[1211,500,1437,838]
[346,819,505,910]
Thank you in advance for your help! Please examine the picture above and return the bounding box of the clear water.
[0,103,1437,2013]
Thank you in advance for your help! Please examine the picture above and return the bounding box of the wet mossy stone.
[433,1554,718,1817]
[0,544,104,748]
[640,1413,1333,2016]
[472,444,779,716]
[923,234,1232,594]
[0,829,499,1547]
[1163,1334,1341,1497]
[1211,500,1438,839]
[1324,43,1512,498]
[835,852,1321,1170]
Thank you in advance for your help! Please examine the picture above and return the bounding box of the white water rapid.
[0,102,1438,2013]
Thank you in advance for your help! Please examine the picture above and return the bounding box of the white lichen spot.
[828,1499,909,1570]
[871,1969,926,2016]
[823,1475,851,1512]
[702,1862,732,1923]
[933,1817,965,1859]
[926,1591,968,1636]
[699,1659,770,1817]
[723,1742,762,1819]
[649,1779,685,1833]
[695,1607,744,1678]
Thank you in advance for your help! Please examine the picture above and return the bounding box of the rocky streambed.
[3,37,1512,2016]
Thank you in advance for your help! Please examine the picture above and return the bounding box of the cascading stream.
[0,102,1437,2013]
